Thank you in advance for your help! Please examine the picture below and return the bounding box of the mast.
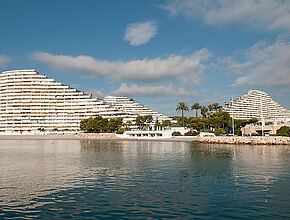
[230,96,234,136]
[260,102,264,136]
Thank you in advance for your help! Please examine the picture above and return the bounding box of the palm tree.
[201,106,208,118]
[208,104,214,113]
[176,102,189,127]
[145,115,153,130]
[125,121,132,131]
[213,103,221,113]
[191,102,201,118]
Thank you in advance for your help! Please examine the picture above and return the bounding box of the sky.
[0,0,289,116]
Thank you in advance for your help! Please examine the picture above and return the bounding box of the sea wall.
[192,136,290,145]
[75,133,117,139]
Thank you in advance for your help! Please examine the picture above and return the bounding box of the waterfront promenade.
[76,133,290,145]
[0,134,289,145]
[192,136,290,145]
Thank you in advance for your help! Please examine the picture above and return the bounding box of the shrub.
[172,131,182,136]
[276,126,290,137]
[214,128,225,136]
[116,128,124,134]
[80,116,122,133]
[184,130,200,136]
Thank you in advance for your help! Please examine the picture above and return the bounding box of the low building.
[122,130,172,138]
[121,127,190,139]
[241,120,289,136]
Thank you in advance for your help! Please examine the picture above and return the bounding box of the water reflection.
[0,140,289,219]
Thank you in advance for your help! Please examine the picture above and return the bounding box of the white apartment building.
[0,70,126,134]
[224,90,289,122]
[103,96,172,126]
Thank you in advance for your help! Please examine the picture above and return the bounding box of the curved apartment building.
[0,70,125,133]
[104,96,172,123]
[224,90,289,121]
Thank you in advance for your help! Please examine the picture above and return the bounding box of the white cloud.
[111,83,198,97]
[217,56,254,75]
[0,55,11,67]
[124,21,158,46]
[162,0,290,32]
[228,38,290,87]
[31,49,211,84]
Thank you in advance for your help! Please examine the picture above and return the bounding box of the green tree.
[213,103,222,113]
[191,102,201,118]
[249,118,259,124]
[208,104,214,114]
[162,120,172,127]
[214,128,225,136]
[107,118,123,133]
[190,111,232,133]
[176,102,189,127]
[144,115,153,130]
[200,106,208,118]
[172,131,182,136]
[136,115,153,130]
[80,117,94,132]
[155,120,162,130]
[81,116,127,133]
[123,120,132,131]
[178,116,191,127]
[136,115,146,130]
[276,126,290,137]
[184,130,200,136]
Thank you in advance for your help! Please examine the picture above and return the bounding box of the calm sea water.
[0,140,289,219]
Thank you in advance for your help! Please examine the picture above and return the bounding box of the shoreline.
[0,135,82,140]
[0,135,197,143]
[0,134,289,145]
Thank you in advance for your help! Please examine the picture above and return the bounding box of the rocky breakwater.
[193,136,290,145]
[75,133,117,139]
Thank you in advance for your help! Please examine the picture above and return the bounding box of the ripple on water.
[0,141,290,219]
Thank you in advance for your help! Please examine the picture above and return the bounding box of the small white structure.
[163,127,190,135]
[120,127,190,139]
[198,132,215,137]
[121,130,173,138]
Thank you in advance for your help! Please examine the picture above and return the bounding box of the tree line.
[176,101,259,135]
[131,115,172,131]
[80,116,123,133]
[80,115,172,133]
[176,102,223,127]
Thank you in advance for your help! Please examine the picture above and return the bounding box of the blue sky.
[0,0,289,116]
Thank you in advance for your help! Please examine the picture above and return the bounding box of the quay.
[76,133,290,145]
[192,136,290,145]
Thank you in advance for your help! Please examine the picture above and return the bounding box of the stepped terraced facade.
[0,70,126,133]
[104,96,172,123]
[0,69,172,134]
[224,90,289,122]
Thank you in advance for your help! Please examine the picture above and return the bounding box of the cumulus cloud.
[162,0,290,32]
[31,49,211,83]
[111,83,198,97]
[217,57,254,75]
[228,39,290,87]
[124,21,158,46]
[0,55,11,67]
